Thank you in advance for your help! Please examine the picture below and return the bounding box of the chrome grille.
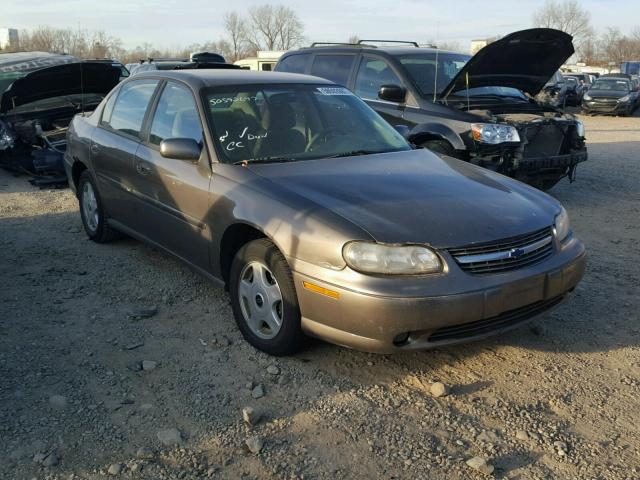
[448,226,554,274]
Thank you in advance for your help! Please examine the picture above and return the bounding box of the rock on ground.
[157,428,183,446]
[466,456,494,475]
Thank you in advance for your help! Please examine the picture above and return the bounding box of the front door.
[91,79,160,227]
[354,55,406,126]
[131,81,212,271]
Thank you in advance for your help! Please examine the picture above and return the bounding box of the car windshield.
[204,84,410,164]
[450,86,527,99]
[397,52,470,97]
[591,79,630,92]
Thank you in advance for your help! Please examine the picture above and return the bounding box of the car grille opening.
[523,124,566,158]
[448,226,554,274]
[427,295,565,343]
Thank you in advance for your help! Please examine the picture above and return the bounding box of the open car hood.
[441,28,574,99]
[0,61,121,113]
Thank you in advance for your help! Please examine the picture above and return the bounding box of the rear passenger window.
[310,55,356,86]
[276,53,311,74]
[106,80,159,137]
[149,82,202,146]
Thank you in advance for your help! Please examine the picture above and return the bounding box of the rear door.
[91,79,160,227]
[353,55,406,126]
[131,80,212,270]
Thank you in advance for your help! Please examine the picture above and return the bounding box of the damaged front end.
[0,52,121,187]
[467,111,587,190]
[0,114,70,187]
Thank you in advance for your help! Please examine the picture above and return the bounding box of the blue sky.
[3,0,639,52]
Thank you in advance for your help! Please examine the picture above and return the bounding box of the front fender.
[207,164,373,279]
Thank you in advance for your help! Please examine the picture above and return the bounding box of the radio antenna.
[80,62,85,115]
[433,22,439,103]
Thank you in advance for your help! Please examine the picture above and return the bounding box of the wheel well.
[410,133,449,147]
[71,161,88,191]
[219,224,266,286]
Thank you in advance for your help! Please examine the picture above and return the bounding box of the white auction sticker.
[316,87,352,96]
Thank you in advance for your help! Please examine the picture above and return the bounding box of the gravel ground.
[1,113,639,480]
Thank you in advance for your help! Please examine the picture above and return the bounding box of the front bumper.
[582,100,631,115]
[292,237,586,353]
[517,151,587,171]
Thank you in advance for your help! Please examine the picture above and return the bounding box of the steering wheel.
[307,128,343,151]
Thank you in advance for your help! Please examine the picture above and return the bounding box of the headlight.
[343,242,442,275]
[575,120,585,137]
[619,95,630,102]
[554,207,570,242]
[471,123,520,144]
[582,93,591,101]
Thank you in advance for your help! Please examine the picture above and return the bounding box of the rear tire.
[78,170,120,243]
[229,238,305,356]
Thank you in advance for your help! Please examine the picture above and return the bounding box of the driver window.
[149,82,202,146]
[355,58,402,100]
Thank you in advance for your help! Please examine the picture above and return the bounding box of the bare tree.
[348,35,360,44]
[577,37,599,64]
[598,27,640,66]
[224,12,248,62]
[533,0,593,45]
[245,4,305,51]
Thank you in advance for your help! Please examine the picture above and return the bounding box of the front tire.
[78,170,120,243]
[229,238,305,356]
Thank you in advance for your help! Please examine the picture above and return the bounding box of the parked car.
[562,73,590,104]
[275,28,587,190]
[563,72,592,87]
[0,51,122,186]
[132,52,238,75]
[582,76,639,116]
[535,70,579,111]
[64,70,586,355]
[565,76,584,105]
[537,70,575,108]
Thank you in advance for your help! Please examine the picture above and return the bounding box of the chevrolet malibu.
[64,70,586,355]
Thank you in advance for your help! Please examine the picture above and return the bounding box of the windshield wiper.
[233,157,293,165]
[325,149,382,159]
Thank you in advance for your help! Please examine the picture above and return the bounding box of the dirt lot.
[1,113,639,480]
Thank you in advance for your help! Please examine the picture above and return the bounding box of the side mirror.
[160,138,201,160]
[378,84,406,103]
[393,124,410,138]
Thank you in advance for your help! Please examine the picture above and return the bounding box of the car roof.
[130,69,334,88]
[286,45,462,57]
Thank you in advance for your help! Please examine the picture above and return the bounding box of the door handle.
[136,161,152,175]
[90,144,100,155]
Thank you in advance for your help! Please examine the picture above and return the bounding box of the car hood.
[586,89,628,99]
[441,28,574,99]
[247,149,560,248]
[0,61,121,113]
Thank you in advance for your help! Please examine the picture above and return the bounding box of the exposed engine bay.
[0,113,75,187]
[453,101,586,190]
[0,52,120,187]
